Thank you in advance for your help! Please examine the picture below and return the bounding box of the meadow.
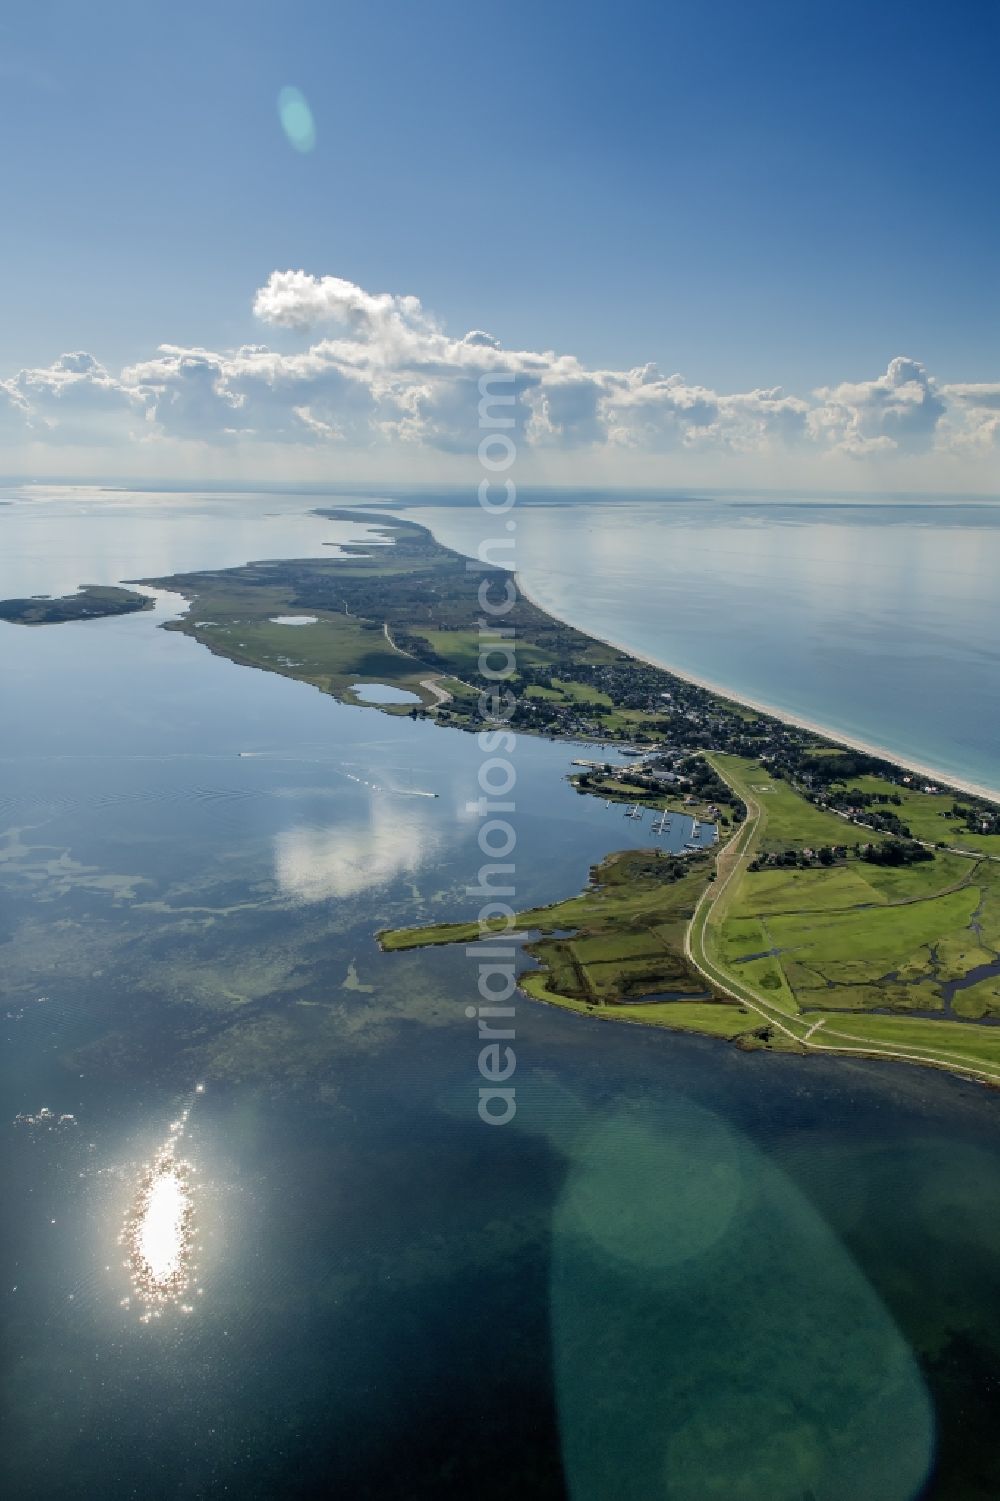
[709,754,857,851]
[697,753,1000,1075]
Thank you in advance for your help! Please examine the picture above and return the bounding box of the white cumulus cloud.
[2,351,142,442]
[809,356,947,456]
[0,272,992,472]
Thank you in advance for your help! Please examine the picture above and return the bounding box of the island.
[0,584,154,625]
[137,509,1000,1084]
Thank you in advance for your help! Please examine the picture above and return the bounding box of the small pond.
[350,681,422,705]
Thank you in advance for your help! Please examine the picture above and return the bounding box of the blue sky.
[1,0,997,488]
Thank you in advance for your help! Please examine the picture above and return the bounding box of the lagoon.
[2,488,999,1499]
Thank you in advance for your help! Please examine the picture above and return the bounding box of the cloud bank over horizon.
[2,269,997,486]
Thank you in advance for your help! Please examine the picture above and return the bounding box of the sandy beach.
[515,574,1000,807]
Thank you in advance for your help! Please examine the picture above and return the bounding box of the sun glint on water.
[121,1090,203,1318]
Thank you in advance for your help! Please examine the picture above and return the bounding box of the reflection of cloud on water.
[274,798,440,901]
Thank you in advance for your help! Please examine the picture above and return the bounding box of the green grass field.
[418,628,560,674]
[525,676,613,707]
[518,971,751,1037]
[788,1011,1000,1069]
[709,754,859,851]
[183,600,438,709]
[384,748,1000,1078]
[701,755,1000,1067]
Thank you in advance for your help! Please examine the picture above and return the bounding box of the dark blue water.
[2,491,1000,1500]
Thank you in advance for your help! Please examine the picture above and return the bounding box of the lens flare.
[277,87,316,153]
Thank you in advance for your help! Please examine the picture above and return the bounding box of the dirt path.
[382,621,412,656]
[420,677,453,706]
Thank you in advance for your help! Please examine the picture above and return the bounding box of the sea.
[1,486,999,1501]
[403,492,1000,797]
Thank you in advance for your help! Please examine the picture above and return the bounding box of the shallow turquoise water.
[1,490,999,1499]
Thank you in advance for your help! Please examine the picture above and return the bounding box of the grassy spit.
[135,508,1000,1083]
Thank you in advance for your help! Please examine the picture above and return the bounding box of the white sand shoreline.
[514,575,1000,807]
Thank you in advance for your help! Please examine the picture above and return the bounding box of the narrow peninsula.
[137,509,1000,1085]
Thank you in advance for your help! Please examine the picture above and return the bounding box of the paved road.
[683,756,1000,1086]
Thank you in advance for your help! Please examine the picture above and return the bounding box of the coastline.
[513,573,1000,807]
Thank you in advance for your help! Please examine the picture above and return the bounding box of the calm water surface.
[408,496,1000,795]
[2,490,999,1500]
